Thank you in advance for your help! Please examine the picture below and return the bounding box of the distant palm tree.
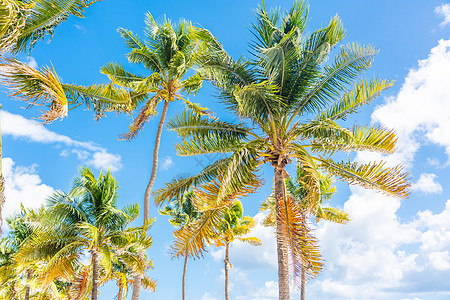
[213,200,261,300]
[160,191,201,300]
[0,206,62,299]
[261,165,349,300]
[16,167,155,300]
[154,1,410,299]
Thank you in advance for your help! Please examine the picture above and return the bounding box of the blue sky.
[2,1,450,299]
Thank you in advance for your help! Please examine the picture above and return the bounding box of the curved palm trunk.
[131,100,170,300]
[117,281,123,300]
[24,269,32,300]
[182,252,188,300]
[274,167,290,300]
[225,242,230,300]
[91,250,100,300]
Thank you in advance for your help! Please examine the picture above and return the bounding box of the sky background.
[1,1,450,299]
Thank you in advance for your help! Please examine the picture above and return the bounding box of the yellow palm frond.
[0,57,67,123]
[277,195,322,284]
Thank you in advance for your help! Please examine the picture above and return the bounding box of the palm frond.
[316,206,349,224]
[14,0,101,53]
[0,57,67,123]
[277,195,322,283]
[100,62,144,88]
[310,125,397,155]
[319,158,410,198]
[317,78,394,121]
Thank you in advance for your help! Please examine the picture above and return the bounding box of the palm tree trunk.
[0,122,5,237]
[225,242,230,300]
[131,100,170,300]
[24,269,32,300]
[300,209,306,300]
[117,281,123,300]
[274,167,290,300]
[182,252,188,300]
[91,250,100,300]
[300,265,305,300]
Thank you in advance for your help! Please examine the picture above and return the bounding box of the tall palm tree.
[1,14,214,298]
[261,165,349,299]
[213,200,261,300]
[154,1,410,299]
[16,167,155,300]
[160,191,201,300]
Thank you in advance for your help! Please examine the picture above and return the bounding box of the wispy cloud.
[0,110,122,172]
[74,24,87,34]
[26,56,38,69]
[162,156,174,170]
[435,4,450,27]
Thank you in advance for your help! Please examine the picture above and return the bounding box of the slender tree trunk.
[131,100,170,300]
[300,209,306,300]
[91,250,100,300]
[300,265,305,300]
[117,282,123,300]
[0,122,5,237]
[225,242,230,300]
[24,269,32,300]
[182,252,188,300]
[274,167,290,300]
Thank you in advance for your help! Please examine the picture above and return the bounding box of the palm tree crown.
[154,1,409,299]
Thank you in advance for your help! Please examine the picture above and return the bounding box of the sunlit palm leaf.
[319,158,410,198]
[14,0,100,53]
[277,195,322,283]
[0,57,67,123]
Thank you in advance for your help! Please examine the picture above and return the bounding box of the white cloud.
[435,4,450,27]
[74,24,87,34]
[0,110,122,172]
[2,158,54,228]
[162,156,174,171]
[412,173,443,194]
[200,293,219,300]
[371,39,450,164]
[88,151,122,172]
[26,56,38,69]
[308,39,450,299]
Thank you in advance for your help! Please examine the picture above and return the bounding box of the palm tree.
[0,0,100,237]
[213,200,261,300]
[160,190,202,300]
[261,165,349,299]
[17,167,155,300]
[1,14,214,298]
[154,1,410,299]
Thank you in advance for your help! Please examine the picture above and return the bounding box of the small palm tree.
[213,200,261,300]
[16,167,155,300]
[160,190,201,300]
[155,2,410,299]
[261,165,349,300]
